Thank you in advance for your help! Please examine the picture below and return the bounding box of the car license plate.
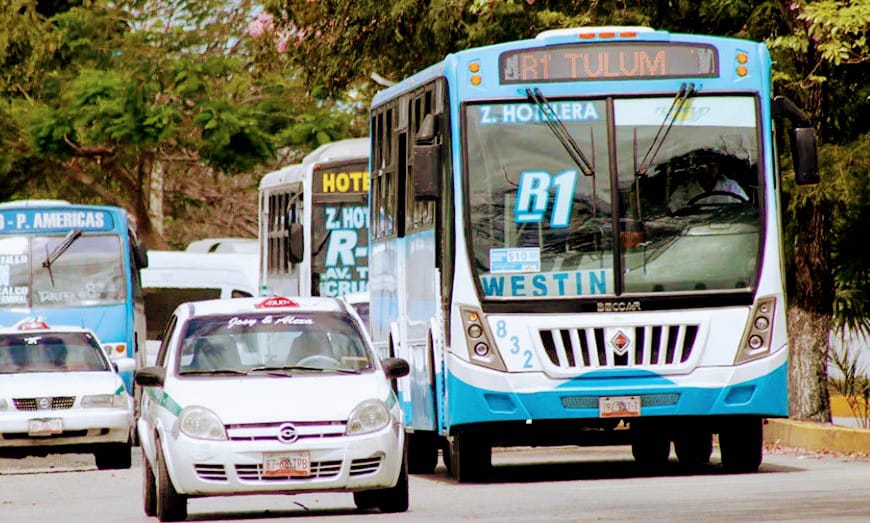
[263,451,310,477]
[598,396,641,418]
[28,418,63,436]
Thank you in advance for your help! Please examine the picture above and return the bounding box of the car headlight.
[82,393,128,409]
[346,399,391,435]
[178,406,227,440]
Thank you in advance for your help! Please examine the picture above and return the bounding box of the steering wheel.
[295,354,341,368]
[686,190,749,206]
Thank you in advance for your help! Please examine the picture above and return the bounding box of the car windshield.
[0,332,110,373]
[464,95,761,299]
[176,311,374,375]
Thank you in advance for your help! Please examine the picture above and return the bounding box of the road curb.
[764,418,870,456]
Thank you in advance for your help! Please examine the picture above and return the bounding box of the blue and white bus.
[368,26,819,480]
[0,200,149,393]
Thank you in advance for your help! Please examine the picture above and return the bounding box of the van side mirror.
[134,366,165,387]
[382,357,410,379]
[790,127,820,186]
[135,241,149,268]
[287,223,304,264]
[413,113,441,200]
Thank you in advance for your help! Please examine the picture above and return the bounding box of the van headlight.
[82,393,129,409]
[178,406,227,440]
[346,399,390,435]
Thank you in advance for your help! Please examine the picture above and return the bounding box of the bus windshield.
[0,234,126,308]
[465,95,761,300]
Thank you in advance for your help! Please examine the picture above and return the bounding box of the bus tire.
[674,430,713,467]
[407,431,439,474]
[719,417,763,473]
[449,431,491,483]
[156,444,187,522]
[631,420,670,468]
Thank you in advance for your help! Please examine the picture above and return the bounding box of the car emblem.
[277,423,298,444]
[610,330,631,356]
[38,397,51,410]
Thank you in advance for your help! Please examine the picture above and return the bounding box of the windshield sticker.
[515,170,578,228]
[481,269,613,297]
[0,254,28,305]
[614,97,756,127]
[478,102,600,125]
[490,248,540,274]
[226,315,315,329]
[320,205,369,297]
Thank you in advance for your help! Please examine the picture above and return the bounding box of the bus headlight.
[735,297,776,364]
[346,400,390,435]
[459,306,507,371]
[178,406,227,440]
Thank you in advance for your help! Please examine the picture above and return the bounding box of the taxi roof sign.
[14,317,50,331]
[255,296,299,309]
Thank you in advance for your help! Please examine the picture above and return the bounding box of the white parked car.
[135,295,410,522]
[0,318,135,469]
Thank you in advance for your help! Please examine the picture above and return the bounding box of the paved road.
[2,446,870,522]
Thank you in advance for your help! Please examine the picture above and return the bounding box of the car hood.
[163,373,392,423]
[0,372,125,398]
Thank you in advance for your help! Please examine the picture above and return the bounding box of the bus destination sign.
[500,43,719,83]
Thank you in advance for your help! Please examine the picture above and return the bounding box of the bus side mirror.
[287,223,304,264]
[790,127,820,186]
[412,113,441,200]
[135,241,149,269]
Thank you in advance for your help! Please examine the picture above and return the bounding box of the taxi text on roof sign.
[255,296,299,309]
[0,209,114,233]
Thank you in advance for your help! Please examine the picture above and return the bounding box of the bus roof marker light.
[468,62,480,73]
[598,31,616,38]
[470,75,482,86]
[737,52,749,64]
[578,32,596,40]
[737,65,748,77]
[619,31,637,38]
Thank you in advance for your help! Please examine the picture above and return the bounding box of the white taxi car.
[0,318,135,469]
[135,295,410,522]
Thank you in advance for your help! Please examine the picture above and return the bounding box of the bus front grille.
[538,325,699,370]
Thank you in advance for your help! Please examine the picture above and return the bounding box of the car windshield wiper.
[42,229,83,286]
[525,87,595,177]
[248,364,361,375]
[179,369,248,376]
[635,82,695,176]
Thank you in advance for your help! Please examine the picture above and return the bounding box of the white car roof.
[0,321,96,338]
[176,296,349,320]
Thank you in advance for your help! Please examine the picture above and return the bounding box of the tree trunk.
[148,159,165,237]
[788,196,834,421]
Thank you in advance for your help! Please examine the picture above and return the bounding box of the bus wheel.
[407,431,439,474]
[449,432,490,483]
[719,417,763,473]
[631,420,671,469]
[674,430,713,467]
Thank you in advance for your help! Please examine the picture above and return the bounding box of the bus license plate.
[263,451,310,477]
[28,418,63,436]
[598,396,641,418]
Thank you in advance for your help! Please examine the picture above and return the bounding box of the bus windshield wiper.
[42,229,83,286]
[525,88,595,177]
[635,82,695,176]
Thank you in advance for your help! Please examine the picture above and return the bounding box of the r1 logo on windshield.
[514,170,578,228]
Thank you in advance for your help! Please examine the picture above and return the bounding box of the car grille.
[538,324,699,370]
[349,456,382,476]
[194,464,228,482]
[12,397,76,411]
[235,460,342,481]
[226,420,346,442]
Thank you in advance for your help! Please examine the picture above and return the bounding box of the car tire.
[449,431,491,483]
[719,417,763,473]
[156,444,187,522]
[353,454,409,513]
[94,439,132,470]
[143,452,157,517]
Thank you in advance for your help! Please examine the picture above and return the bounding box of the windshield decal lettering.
[226,315,315,329]
[0,255,28,305]
[490,248,541,274]
[515,170,578,228]
[481,269,612,297]
[479,102,600,125]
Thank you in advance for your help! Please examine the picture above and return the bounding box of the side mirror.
[790,127,820,186]
[113,357,136,374]
[134,366,166,387]
[287,223,304,264]
[382,357,410,379]
[135,241,149,268]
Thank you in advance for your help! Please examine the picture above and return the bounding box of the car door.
[139,314,178,463]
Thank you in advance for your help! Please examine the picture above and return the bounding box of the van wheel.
[156,445,187,521]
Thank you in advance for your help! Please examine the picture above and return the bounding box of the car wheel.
[95,439,132,470]
[156,444,187,522]
[143,452,157,516]
[719,417,763,473]
[449,431,491,483]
